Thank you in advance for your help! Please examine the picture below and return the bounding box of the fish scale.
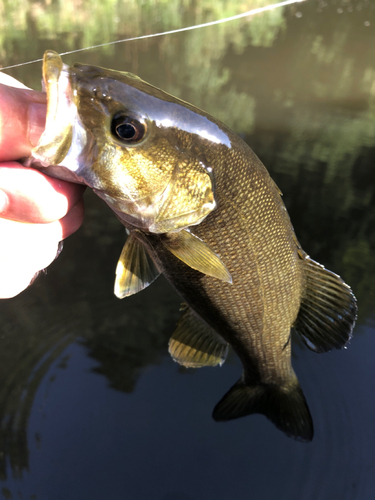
[26,50,357,441]
[164,144,301,383]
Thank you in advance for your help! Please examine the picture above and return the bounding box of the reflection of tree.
[155,0,287,131]
[246,131,375,323]
[233,2,375,321]
[83,283,179,394]
[0,296,81,479]
[0,0,275,481]
[0,0,287,64]
[0,0,374,482]
[2,0,288,129]
[0,193,180,479]
[341,239,375,318]
[249,113,375,322]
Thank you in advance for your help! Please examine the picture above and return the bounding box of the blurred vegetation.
[236,0,375,323]
[1,0,288,127]
[0,0,374,482]
[0,0,286,63]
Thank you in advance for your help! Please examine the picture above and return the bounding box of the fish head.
[30,51,232,233]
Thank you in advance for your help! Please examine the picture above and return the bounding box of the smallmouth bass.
[26,51,357,441]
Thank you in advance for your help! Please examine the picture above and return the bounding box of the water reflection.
[0,192,182,479]
[0,0,374,497]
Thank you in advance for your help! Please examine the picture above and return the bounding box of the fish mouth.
[29,51,90,183]
[32,51,75,165]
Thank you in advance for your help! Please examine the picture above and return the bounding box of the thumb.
[0,82,46,161]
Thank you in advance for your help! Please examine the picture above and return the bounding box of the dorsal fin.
[169,304,228,368]
[294,257,357,352]
[114,232,160,298]
[161,230,232,283]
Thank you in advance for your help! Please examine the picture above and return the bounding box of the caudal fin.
[212,376,313,442]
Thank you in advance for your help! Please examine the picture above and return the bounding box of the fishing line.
[1,0,305,70]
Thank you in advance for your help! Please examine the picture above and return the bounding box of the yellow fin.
[114,233,160,298]
[169,304,228,368]
[162,230,232,283]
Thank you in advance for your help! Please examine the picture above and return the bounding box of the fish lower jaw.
[109,208,201,235]
[102,195,211,234]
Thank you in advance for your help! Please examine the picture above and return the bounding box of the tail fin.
[294,257,357,353]
[212,376,313,442]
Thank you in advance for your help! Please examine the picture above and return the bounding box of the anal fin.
[294,257,357,352]
[114,232,160,298]
[169,305,228,368]
[161,230,232,283]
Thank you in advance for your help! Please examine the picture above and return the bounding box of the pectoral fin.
[161,230,232,283]
[114,233,160,298]
[169,305,228,368]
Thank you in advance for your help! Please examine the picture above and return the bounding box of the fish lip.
[29,51,82,168]
[28,51,93,181]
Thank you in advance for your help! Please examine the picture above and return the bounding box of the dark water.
[1,1,375,498]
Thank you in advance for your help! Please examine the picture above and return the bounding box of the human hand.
[0,73,85,298]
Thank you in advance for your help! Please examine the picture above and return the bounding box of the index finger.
[0,162,85,223]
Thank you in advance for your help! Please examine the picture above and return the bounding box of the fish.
[25,50,357,441]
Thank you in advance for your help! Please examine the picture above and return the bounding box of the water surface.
[0,1,374,499]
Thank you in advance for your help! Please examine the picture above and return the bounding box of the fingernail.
[0,190,8,214]
[28,103,46,147]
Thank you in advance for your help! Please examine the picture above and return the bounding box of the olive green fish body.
[138,139,302,385]
[131,137,316,440]
[26,51,357,442]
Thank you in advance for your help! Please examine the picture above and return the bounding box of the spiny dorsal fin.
[294,257,357,352]
[161,230,232,283]
[114,232,160,298]
[169,304,228,368]
[212,374,313,442]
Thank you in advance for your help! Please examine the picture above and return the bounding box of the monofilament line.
[1,0,306,70]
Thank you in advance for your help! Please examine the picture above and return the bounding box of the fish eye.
[111,114,146,143]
